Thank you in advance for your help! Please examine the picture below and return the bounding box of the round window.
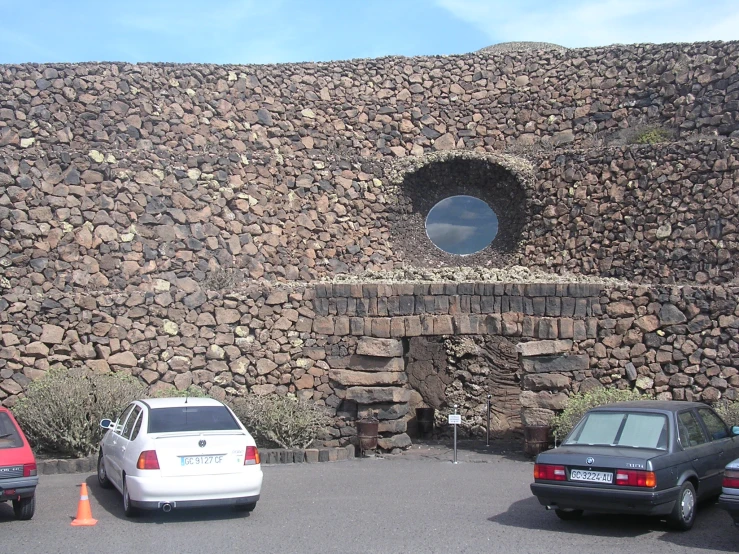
[425,195,498,255]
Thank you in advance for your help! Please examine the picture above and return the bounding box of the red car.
[0,407,38,520]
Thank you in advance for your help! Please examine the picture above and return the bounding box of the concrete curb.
[36,445,356,475]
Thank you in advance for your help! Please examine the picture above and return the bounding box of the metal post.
[453,404,458,464]
[486,394,491,447]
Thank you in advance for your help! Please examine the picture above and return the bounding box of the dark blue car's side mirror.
[732,426,739,437]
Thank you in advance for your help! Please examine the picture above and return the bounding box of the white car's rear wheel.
[122,478,139,518]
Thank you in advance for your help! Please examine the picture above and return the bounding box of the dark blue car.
[530,401,739,531]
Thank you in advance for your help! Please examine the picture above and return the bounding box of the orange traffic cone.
[71,483,97,526]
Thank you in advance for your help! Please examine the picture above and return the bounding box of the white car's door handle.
[121,447,126,453]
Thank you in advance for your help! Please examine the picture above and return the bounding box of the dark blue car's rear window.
[565,412,668,449]
[147,406,241,433]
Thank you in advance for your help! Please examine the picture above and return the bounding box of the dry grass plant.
[12,367,146,458]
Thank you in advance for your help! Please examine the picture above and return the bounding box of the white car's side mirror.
[100,419,114,430]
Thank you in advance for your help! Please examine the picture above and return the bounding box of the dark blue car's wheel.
[669,481,696,531]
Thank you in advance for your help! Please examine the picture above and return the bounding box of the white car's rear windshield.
[0,413,23,449]
[564,412,668,449]
[148,406,241,433]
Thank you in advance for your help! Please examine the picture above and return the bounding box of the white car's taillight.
[136,450,160,470]
[245,446,260,465]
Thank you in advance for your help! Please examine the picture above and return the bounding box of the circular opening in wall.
[425,195,498,255]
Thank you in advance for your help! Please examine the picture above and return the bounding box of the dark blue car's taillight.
[534,464,567,481]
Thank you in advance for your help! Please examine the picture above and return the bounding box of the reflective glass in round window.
[425,195,498,255]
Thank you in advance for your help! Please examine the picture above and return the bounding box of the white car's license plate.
[180,454,225,466]
[570,469,613,483]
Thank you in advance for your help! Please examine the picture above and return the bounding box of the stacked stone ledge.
[330,336,412,451]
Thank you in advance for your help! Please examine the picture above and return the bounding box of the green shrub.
[632,127,671,145]
[551,388,650,442]
[228,394,332,449]
[12,367,146,458]
[714,400,739,427]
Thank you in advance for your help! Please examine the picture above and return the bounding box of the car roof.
[589,400,710,413]
[138,397,226,409]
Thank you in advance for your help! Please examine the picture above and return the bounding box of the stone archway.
[405,335,521,439]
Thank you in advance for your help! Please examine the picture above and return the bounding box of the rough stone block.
[523,373,571,391]
[370,318,391,338]
[453,314,475,334]
[404,316,422,337]
[330,369,407,386]
[305,449,319,463]
[358,402,410,420]
[313,316,334,335]
[390,317,405,337]
[537,319,559,339]
[377,433,412,450]
[346,355,404,372]
[279,450,294,464]
[345,387,412,403]
[356,337,403,357]
[520,407,555,427]
[545,297,561,317]
[522,353,590,373]
[520,390,569,410]
[378,419,408,434]
[433,316,454,335]
[516,339,573,357]
[334,316,350,336]
[318,449,330,462]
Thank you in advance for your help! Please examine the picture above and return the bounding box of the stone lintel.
[516,339,573,357]
[345,386,411,404]
[356,337,404,357]
[522,353,589,373]
[330,369,407,387]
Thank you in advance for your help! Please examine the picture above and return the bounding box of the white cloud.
[426,222,478,248]
[435,0,739,47]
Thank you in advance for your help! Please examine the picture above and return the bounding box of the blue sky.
[1,0,739,64]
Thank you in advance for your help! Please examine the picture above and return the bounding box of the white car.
[97,397,263,517]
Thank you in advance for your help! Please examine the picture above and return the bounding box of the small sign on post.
[450,405,460,464]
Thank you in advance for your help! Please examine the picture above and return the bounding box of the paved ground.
[2,441,737,554]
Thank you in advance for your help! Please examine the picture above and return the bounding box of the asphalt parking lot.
[2,442,737,554]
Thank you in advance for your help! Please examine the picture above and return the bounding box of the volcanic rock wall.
[2,41,739,447]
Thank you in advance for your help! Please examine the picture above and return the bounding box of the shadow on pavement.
[0,501,15,522]
[84,475,252,524]
[388,438,531,463]
[489,495,738,550]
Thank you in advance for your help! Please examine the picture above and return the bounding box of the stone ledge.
[36,445,356,474]
[37,454,97,475]
[259,445,355,464]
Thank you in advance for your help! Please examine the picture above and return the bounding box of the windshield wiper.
[0,433,12,439]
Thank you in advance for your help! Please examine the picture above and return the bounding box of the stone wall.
[4,276,738,446]
[2,41,739,449]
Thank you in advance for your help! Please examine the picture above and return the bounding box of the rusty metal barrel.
[523,425,552,457]
[357,418,379,453]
